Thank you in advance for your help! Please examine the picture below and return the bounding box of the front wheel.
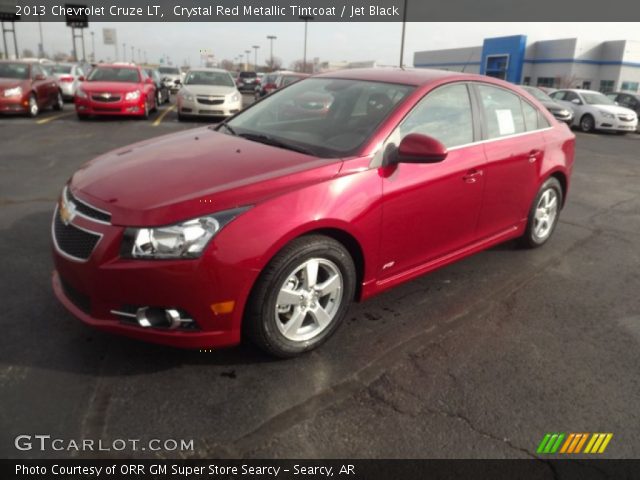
[244,235,356,357]
[53,91,64,111]
[519,177,563,249]
[580,114,595,133]
[27,94,39,117]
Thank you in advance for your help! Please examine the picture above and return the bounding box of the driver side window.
[397,83,474,148]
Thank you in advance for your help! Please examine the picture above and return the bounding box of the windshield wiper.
[238,133,314,156]
[214,123,237,136]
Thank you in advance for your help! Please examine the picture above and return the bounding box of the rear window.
[51,65,72,74]
[0,63,30,79]
[158,67,180,75]
[240,72,257,78]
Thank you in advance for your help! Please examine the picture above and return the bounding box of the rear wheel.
[580,114,595,133]
[27,94,39,117]
[519,177,563,249]
[156,91,163,108]
[245,235,356,357]
[53,91,64,111]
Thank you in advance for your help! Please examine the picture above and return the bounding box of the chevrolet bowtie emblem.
[59,198,76,226]
[100,93,111,99]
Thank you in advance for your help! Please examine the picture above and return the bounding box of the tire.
[177,112,185,122]
[156,91,163,109]
[53,91,64,111]
[142,101,150,119]
[27,94,39,117]
[615,131,627,136]
[580,114,595,133]
[151,95,158,113]
[518,177,563,249]
[244,235,356,357]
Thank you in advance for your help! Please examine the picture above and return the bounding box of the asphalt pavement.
[1,97,639,460]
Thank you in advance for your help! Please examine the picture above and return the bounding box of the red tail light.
[59,76,74,83]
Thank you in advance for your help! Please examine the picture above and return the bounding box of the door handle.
[462,169,483,183]
[528,149,542,163]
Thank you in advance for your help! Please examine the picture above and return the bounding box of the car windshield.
[224,78,414,158]
[0,63,29,79]
[522,86,550,102]
[184,71,234,87]
[87,67,140,83]
[582,92,616,105]
[51,64,72,74]
[158,67,179,75]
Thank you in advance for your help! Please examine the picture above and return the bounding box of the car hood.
[81,81,142,93]
[180,85,236,97]
[0,78,27,90]
[540,100,568,111]
[70,127,342,226]
[590,104,636,116]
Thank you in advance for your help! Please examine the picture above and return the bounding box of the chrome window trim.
[64,186,112,225]
[51,205,104,263]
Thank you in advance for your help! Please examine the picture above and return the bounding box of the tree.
[265,56,283,72]
[219,59,235,71]
[52,51,69,62]
[22,48,34,58]
[290,59,314,74]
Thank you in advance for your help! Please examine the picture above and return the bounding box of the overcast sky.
[8,22,640,67]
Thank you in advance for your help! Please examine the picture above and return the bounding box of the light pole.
[399,0,408,67]
[245,49,251,71]
[90,31,95,62]
[122,42,126,62]
[266,35,276,71]
[37,20,44,57]
[299,15,314,73]
[131,45,134,63]
[252,45,259,71]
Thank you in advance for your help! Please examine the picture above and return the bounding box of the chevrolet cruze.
[52,69,574,357]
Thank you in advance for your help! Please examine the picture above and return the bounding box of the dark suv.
[236,71,259,92]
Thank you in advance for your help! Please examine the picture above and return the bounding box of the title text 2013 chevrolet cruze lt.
[52,69,575,357]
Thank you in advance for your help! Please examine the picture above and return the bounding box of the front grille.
[60,277,91,313]
[197,97,225,105]
[53,212,101,260]
[198,110,224,115]
[91,94,121,103]
[66,189,111,223]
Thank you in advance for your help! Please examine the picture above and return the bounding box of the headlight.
[229,92,240,103]
[75,87,88,99]
[121,207,249,259]
[181,90,194,102]
[598,110,615,119]
[125,90,141,101]
[3,86,22,97]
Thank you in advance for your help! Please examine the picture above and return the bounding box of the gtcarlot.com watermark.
[15,434,194,452]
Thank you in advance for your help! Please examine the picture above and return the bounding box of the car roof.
[187,67,229,73]
[314,67,488,86]
[556,88,602,94]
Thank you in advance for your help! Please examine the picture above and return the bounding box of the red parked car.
[0,61,63,117]
[74,64,157,119]
[52,68,574,357]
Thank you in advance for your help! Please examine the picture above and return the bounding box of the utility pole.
[299,15,314,73]
[122,42,126,62]
[38,20,44,57]
[131,45,134,63]
[245,49,250,71]
[266,35,277,71]
[399,0,408,68]
[90,31,95,62]
[252,45,259,71]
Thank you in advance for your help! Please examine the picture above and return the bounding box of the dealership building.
[413,35,640,93]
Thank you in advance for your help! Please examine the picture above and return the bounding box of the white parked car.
[549,89,638,134]
[176,68,242,120]
[50,63,87,100]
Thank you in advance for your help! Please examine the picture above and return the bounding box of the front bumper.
[59,83,76,98]
[0,96,28,114]
[178,97,241,117]
[51,199,256,349]
[595,117,638,132]
[75,96,147,116]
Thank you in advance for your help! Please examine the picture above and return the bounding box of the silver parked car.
[158,66,182,92]
[50,63,86,100]
[176,68,242,120]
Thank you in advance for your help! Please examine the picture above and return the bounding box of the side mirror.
[78,76,85,81]
[571,98,581,105]
[396,133,448,164]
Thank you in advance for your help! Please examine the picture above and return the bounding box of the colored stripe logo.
[537,433,613,454]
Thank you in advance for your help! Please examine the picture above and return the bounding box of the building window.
[621,81,639,92]
[523,76,531,86]
[485,55,509,80]
[600,80,614,93]
[536,77,555,88]
[582,81,591,90]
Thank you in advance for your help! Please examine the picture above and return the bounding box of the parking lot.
[1,98,639,460]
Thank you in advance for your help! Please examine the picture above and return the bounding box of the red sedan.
[52,68,574,357]
[74,64,157,119]
[0,61,63,116]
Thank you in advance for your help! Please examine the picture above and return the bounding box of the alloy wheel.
[533,188,558,240]
[274,258,343,342]
[29,96,38,117]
